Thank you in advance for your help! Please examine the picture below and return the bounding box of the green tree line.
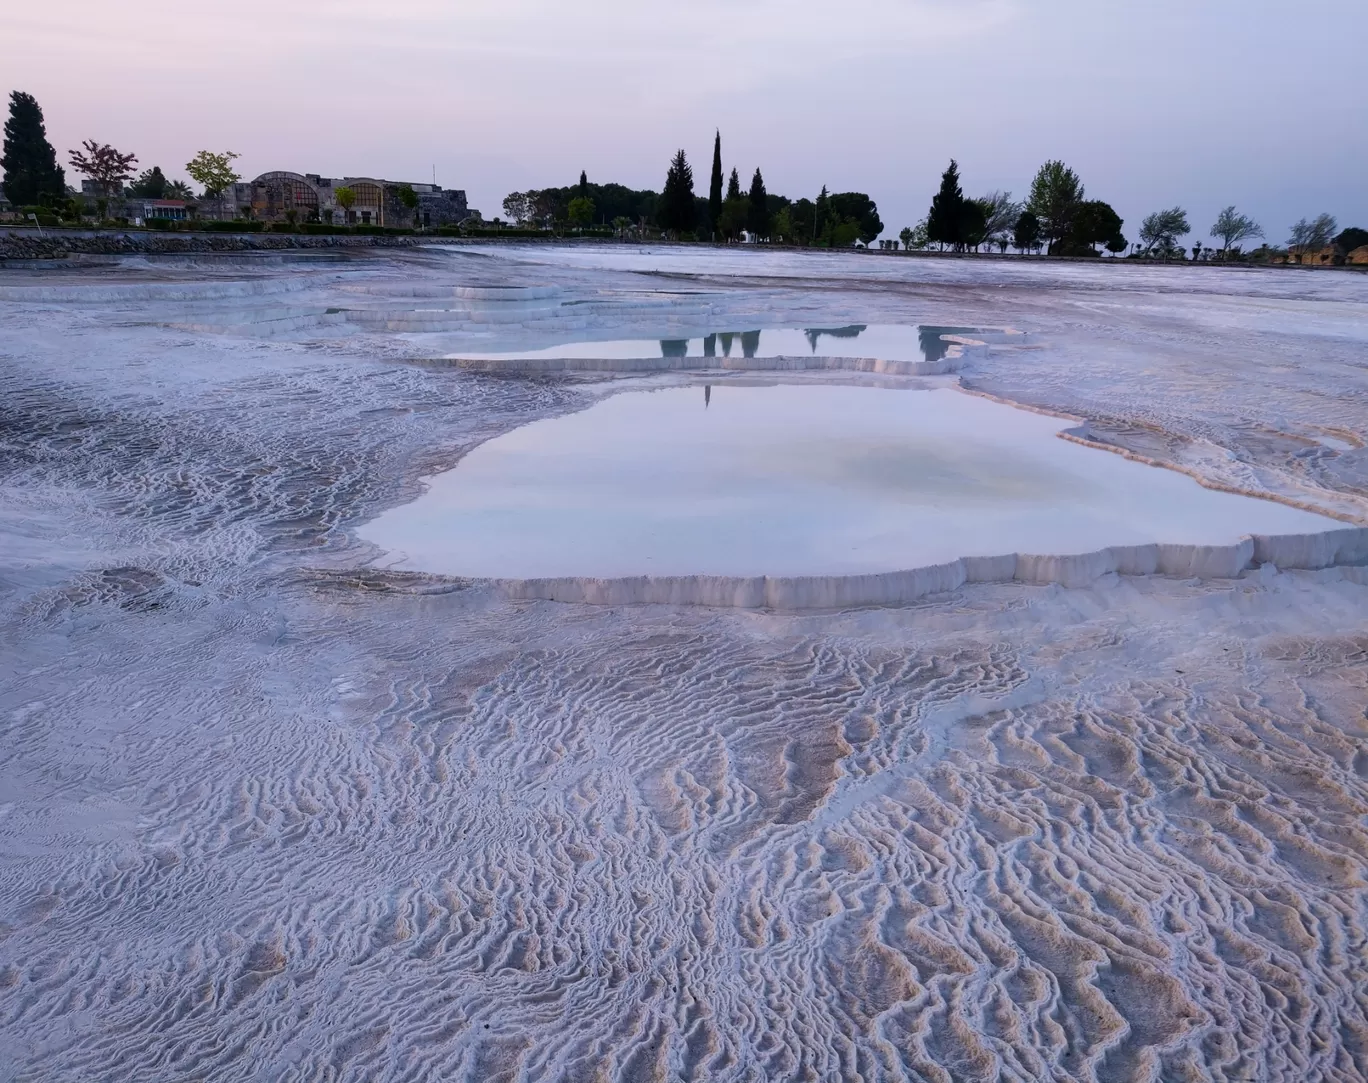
[500,134,882,246]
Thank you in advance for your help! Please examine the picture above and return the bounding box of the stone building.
[1272,244,1368,267]
[229,172,476,228]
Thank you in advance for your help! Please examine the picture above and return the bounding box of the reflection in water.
[673,326,960,362]
[917,326,980,365]
[805,325,867,352]
[360,384,1342,580]
[463,325,993,364]
[704,385,711,409]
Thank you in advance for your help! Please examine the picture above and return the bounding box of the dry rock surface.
[2,245,1367,1082]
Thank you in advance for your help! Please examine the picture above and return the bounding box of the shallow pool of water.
[359,385,1343,579]
[453,324,979,363]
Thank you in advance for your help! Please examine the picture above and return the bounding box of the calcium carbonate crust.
[493,527,1368,608]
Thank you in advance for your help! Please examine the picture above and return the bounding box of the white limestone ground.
[1,244,1368,1083]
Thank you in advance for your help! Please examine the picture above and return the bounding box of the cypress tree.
[747,168,769,239]
[658,149,696,235]
[1,91,65,206]
[814,185,830,244]
[708,131,723,234]
[927,159,966,250]
[129,166,167,199]
[726,167,741,202]
[578,170,588,197]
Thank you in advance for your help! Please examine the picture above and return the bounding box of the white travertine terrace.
[3,245,1368,1083]
[498,528,1368,607]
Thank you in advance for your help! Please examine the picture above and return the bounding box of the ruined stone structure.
[236,172,476,228]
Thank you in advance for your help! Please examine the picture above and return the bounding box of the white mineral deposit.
[3,244,1368,1083]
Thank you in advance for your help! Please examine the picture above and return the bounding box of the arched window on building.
[251,172,321,223]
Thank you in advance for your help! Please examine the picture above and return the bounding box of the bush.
[198,220,264,232]
[18,206,59,227]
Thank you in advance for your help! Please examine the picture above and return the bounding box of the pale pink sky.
[6,0,1365,242]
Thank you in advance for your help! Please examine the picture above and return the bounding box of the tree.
[335,186,356,221]
[979,190,1021,249]
[1013,210,1041,253]
[825,219,861,247]
[186,150,240,219]
[746,168,769,239]
[165,180,193,200]
[1335,227,1368,254]
[905,220,931,250]
[1139,207,1191,256]
[1310,213,1337,248]
[708,131,723,236]
[68,140,138,218]
[1068,200,1124,254]
[814,186,830,244]
[1298,213,1337,249]
[128,166,168,199]
[185,150,240,198]
[502,191,532,224]
[2,91,65,206]
[788,198,815,245]
[1286,214,1336,261]
[718,195,749,241]
[926,159,966,250]
[1026,160,1084,253]
[567,195,594,228]
[1106,234,1129,256]
[828,192,883,245]
[577,170,588,197]
[658,149,696,235]
[396,183,419,226]
[528,189,558,224]
[770,206,794,243]
[1210,205,1263,255]
[960,199,988,251]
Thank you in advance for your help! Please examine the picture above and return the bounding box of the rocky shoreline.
[0,228,436,261]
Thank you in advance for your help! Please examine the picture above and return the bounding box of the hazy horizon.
[6,0,1365,243]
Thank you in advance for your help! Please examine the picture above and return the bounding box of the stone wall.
[0,230,436,261]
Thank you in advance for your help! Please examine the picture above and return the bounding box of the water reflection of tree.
[660,339,689,358]
[703,334,717,358]
[804,325,866,353]
[740,331,761,358]
[918,326,978,363]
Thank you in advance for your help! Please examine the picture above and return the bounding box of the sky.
[5,0,1365,243]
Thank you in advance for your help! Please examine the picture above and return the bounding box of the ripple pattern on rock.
[3,249,1368,1082]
